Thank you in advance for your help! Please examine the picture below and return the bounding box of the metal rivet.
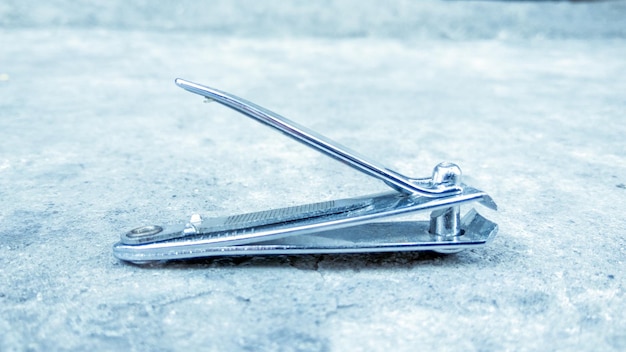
[126,225,163,238]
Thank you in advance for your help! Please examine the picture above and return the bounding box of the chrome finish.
[174,78,461,197]
[429,206,462,238]
[114,209,497,262]
[120,186,492,247]
[112,79,498,263]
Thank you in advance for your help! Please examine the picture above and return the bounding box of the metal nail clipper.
[113,79,498,263]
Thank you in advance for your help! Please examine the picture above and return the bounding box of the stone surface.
[1,1,625,351]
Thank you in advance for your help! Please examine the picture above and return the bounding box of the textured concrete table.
[1,1,625,351]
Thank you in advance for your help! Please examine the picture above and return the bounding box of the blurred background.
[2,0,624,38]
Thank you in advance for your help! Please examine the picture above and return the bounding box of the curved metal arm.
[175,78,462,198]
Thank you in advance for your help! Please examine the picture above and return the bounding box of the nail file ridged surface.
[206,199,370,233]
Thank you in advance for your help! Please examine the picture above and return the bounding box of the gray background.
[1,1,625,351]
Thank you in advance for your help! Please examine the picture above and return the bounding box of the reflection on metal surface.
[113,79,498,263]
